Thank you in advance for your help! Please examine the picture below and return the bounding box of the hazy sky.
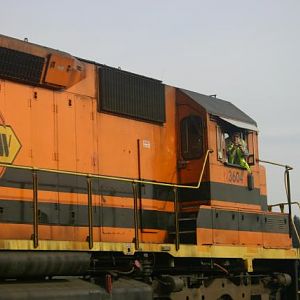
[1,0,299,213]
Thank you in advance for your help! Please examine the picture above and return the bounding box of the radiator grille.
[99,66,165,123]
[0,46,44,84]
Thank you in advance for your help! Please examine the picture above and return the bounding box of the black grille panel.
[263,215,289,233]
[99,66,165,123]
[0,47,44,84]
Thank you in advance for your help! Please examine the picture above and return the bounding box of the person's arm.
[239,139,249,156]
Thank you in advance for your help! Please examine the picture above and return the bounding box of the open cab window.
[217,124,254,169]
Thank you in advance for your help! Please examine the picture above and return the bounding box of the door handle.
[177,160,190,169]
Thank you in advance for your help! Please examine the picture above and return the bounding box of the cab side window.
[181,115,203,160]
[217,125,254,168]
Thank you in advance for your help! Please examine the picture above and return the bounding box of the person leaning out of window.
[226,132,251,173]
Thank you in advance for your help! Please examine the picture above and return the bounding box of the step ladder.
[169,212,197,244]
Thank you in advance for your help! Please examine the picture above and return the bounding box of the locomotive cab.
[175,88,290,248]
[176,88,264,209]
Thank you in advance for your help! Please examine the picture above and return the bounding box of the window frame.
[216,124,255,168]
[180,115,204,160]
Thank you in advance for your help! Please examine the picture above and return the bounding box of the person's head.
[232,132,240,145]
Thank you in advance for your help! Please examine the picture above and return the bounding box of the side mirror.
[247,154,255,166]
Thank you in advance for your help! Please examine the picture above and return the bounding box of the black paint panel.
[210,182,262,205]
[0,198,288,234]
[0,169,266,207]
[0,169,174,202]
[239,212,262,232]
[213,209,239,231]
[0,199,174,230]
[197,208,212,229]
[179,182,211,202]
[197,208,288,234]
[262,215,289,234]
[179,181,267,208]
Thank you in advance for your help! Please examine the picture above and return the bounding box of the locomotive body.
[0,34,298,299]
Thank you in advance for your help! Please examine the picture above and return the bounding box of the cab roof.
[180,88,257,131]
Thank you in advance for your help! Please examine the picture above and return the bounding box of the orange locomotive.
[0,34,298,299]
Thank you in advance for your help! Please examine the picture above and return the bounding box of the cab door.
[176,98,207,185]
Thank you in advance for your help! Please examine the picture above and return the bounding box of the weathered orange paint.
[0,34,291,251]
[197,228,291,249]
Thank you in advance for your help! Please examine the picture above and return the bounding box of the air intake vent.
[0,47,45,85]
[99,66,165,123]
[264,215,288,233]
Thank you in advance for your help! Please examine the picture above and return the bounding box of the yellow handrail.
[0,149,213,190]
[0,149,213,250]
[268,201,300,212]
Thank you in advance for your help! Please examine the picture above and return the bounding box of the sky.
[1,0,299,214]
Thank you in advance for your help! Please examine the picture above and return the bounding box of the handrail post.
[174,187,180,251]
[132,182,139,250]
[32,169,39,248]
[87,176,93,249]
[285,167,293,238]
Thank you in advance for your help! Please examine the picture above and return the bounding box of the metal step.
[180,231,196,244]
[169,230,196,244]
[178,212,197,218]
[169,212,197,244]
[178,218,197,222]
[179,230,196,234]
[178,218,197,232]
[169,230,196,235]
